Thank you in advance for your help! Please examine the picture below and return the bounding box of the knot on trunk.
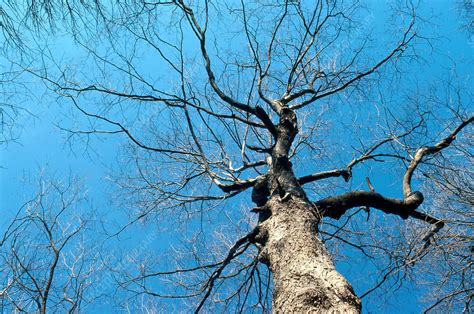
[277,107,298,140]
[251,175,270,207]
[249,225,270,265]
[404,191,424,209]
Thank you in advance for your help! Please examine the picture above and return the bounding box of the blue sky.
[1,0,473,312]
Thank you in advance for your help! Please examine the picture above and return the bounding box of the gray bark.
[252,107,361,312]
[259,197,361,313]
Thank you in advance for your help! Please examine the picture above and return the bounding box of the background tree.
[0,172,99,313]
[1,0,472,312]
[456,0,474,40]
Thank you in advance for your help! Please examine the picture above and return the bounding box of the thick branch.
[315,188,446,249]
[298,169,350,185]
[314,115,470,225]
[403,115,473,197]
[218,175,263,193]
[315,190,425,220]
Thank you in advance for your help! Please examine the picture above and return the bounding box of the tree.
[456,0,474,40]
[0,172,99,313]
[2,0,473,312]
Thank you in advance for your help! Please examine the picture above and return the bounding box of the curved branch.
[177,1,278,138]
[315,190,426,220]
[312,117,473,248]
[315,190,444,247]
[312,117,473,239]
[403,115,473,197]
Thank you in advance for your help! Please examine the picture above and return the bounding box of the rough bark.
[258,197,361,313]
[252,107,361,313]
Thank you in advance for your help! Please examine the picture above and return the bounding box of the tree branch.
[290,17,416,110]
[177,0,278,138]
[314,117,473,248]
[403,115,473,197]
[315,190,425,220]
[194,227,259,312]
[218,175,264,193]
[298,169,350,185]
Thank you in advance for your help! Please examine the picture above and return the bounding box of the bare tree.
[421,147,473,313]
[1,0,104,144]
[0,172,100,313]
[2,0,473,312]
[456,0,474,40]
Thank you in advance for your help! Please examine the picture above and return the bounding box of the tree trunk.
[258,196,361,313]
[251,107,361,312]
